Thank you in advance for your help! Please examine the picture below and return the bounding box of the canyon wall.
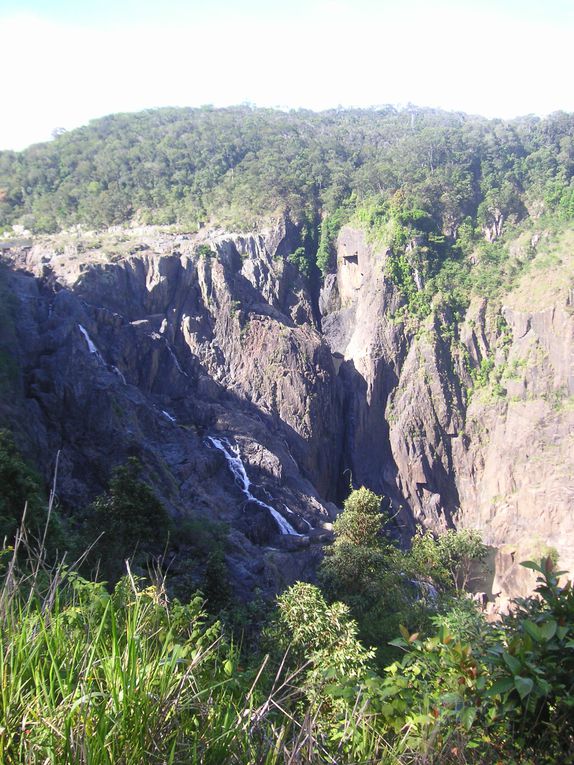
[1,219,573,598]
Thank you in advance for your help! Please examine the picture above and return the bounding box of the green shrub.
[411,528,487,591]
[287,246,313,279]
[320,489,431,662]
[272,582,374,706]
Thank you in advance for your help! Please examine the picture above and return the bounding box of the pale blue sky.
[1,0,573,150]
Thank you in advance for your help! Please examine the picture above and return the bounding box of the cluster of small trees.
[319,487,486,659]
[273,490,574,762]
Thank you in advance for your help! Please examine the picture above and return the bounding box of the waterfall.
[112,366,127,385]
[79,325,128,385]
[162,410,176,423]
[78,324,105,364]
[284,503,312,530]
[207,436,301,536]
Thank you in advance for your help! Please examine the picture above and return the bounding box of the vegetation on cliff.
[2,106,574,339]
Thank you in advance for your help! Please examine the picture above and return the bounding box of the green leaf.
[324,684,352,698]
[520,560,543,572]
[460,706,477,730]
[502,652,521,674]
[223,659,233,676]
[539,620,557,642]
[523,620,544,642]
[486,676,514,696]
[514,675,534,700]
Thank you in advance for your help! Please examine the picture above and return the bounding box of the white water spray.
[78,324,105,364]
[162,410,176,423]
[207,436,301,536]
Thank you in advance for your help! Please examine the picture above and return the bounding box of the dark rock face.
[0,221,341,599]
[2,219,573,600]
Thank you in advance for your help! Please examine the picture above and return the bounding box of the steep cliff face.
[453,254,574,595]
[321,227,467,533]
[0,221,342,598]
[321,225,574,595]
[2,218,573,600]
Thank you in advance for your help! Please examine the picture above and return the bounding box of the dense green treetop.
[1,105,573,239]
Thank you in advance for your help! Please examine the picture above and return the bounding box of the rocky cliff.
[321,225,574,597]
[0,221,342,598]
[1,219,573,599]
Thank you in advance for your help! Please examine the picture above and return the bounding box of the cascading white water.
[78,324,105,364]
[207,436,301,536]
[162,410,176,423]
[79,325,127,385]
[284,504,312,531]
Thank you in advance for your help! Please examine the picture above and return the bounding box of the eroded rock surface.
[0,221,340,598]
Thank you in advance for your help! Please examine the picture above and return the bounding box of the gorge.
[1,208,572,602]
[3,105,574,761]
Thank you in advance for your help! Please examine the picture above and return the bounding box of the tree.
[0,430,44,542]
[320,488,420,658]
[0,430,64,555]
[410,528,487,591]
[437,528,487,591]
[273,582,374,705]
[82,458,169,583]
[330,486,388,547]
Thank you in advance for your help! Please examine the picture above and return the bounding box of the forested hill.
[1,105,574,238]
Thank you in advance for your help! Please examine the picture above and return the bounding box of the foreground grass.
[2,525,573,764]
[0,537,291,764]
[0,546,395,764]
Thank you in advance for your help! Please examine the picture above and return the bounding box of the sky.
[1,0,573,151]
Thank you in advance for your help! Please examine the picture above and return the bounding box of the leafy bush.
[287,246,313,279]
[329,486,389,547]
[483,558,574,759]
[320,489,432,661]
[411,528,487,591]
[316,206,351,275]
[0,430,45,542]
[272,582,374,704]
